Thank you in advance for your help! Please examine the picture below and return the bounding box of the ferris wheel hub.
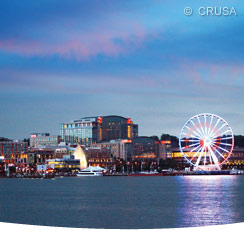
[204,137,211,147]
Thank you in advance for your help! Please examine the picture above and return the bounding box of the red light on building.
[98,117,103,124]
[121,139,132,143]
[127,118,132,124]
[161,141,171,144]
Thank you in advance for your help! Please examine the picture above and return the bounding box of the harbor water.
[0,176,244,229]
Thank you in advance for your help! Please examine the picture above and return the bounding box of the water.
[0,176,244,229]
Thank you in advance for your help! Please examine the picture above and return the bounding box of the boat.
[76,166,105,176]
[129,171,164,176]
[230,168,244,175]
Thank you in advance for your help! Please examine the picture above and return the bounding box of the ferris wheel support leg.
[194,146,205,170]
[208,146,221,170]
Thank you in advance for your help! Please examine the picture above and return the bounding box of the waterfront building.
[87,137,171,165]
[59,115,138,146]
[30,144,74,159]
[159,141,172,160]
[0,140,28,163]
[14,152,28,164]
[132,137,171,162]
[90,139,133,161]
[0,156,4,176]
[86,147,115,167]
[27,144,79,166]
[28,148,55,164]
[30,133,61,147]
[132,136,158,161]
[222,147,244,169]
[171,147,244,169]
[171,147,185,163]
[101,116,138,142]
[46,155,80,172]
[55,147,69,158]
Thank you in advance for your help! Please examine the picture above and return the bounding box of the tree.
[0,137,12,142]
[23,138,30,146]
[234,135,244,147]
[160,133,179,147]
[150,135,160,141]
[160,133,178,142]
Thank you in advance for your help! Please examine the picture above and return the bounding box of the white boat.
[77,166,105,177]
[230,168,244,175]
[139,171,159,175]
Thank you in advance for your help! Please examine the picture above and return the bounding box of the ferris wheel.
[179,113,234,170]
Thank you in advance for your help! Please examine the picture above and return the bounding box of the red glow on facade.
[121,139,132,143]
[160,141,171,144]
[98,117,103,124]
[127,118,132,124]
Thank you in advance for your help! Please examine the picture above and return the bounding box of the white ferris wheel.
[179,113,234,170]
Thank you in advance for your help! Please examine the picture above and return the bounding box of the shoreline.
[1,170,244,179]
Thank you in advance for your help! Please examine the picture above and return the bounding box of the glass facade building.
[101,116,138,141]
[59,117,102,146]
[59,115,138,146]
[132,136,158,161]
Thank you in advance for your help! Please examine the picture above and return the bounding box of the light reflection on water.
[0,176,244,228]
[176,176,240,227]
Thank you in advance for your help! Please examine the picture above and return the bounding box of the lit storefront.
[46,156,80,172]
[172,147,244,169]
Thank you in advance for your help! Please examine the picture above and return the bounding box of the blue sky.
[0,0,244,139]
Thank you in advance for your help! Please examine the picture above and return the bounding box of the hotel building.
[132,137,171,162]
[30,133,61,147]
[90,139,133,161]
[59,115,138,146]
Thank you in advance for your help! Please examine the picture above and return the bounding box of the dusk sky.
[1,0,244,140]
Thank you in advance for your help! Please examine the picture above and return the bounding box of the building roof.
[0,137,12,142]
[65,115,135,124]
[132,136,157,143]
[102,115,128,120]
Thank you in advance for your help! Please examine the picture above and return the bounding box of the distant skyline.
[1,0,244,140]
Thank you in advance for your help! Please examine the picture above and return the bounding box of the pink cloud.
[0,22,148,60]
[173,57,244,88]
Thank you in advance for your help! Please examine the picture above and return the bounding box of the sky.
[0,0,244,140]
